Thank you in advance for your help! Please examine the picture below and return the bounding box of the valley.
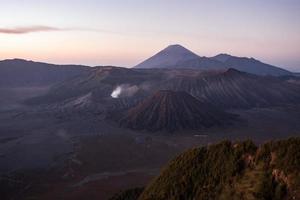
[0,100,299,199]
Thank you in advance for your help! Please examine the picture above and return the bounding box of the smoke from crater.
[111,84,139,98]
[111,86,122,98]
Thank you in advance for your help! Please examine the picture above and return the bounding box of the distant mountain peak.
[216,53,232,57]
[167,44,184,47]
[153,44,199,58]
[165,44,185,49]
[134,44,219,69]
[212,53,232,62]
[163,44,194,52]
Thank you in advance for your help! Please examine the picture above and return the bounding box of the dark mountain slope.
[162,69,300,108]
[212,54,291,76]
[120,90,236,132]
[120,138,300,200]
[0,59,90,87]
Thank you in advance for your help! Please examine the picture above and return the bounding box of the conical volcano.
[134,44,225,69]
[120,90,236,132]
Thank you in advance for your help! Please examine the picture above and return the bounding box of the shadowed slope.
[120,90,236,132]
[163,69,300,108]
[138,138,300,200]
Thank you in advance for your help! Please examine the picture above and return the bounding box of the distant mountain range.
[0,45,295,88]
[211,53,291,76]
[0,59,90,87]
[27,66,300,111]
[1,57,299,112]
[135,44,292,76]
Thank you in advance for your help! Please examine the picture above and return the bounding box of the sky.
[0,0,299,71]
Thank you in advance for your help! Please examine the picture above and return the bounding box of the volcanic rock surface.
[120,90,236,132]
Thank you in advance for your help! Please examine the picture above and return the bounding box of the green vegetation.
[113,137,300,200]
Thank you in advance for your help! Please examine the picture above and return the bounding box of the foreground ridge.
[111,137,300,200]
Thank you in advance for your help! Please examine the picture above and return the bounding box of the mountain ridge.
[26,66,300,109]
[134,45,292,76]
[0,58,90,87]
[211,54,291,76]
[110,138,300,200]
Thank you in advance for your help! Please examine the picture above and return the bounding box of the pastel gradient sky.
[1,0,300,71]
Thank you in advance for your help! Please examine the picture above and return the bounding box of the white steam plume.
[111,86,122,98]
[111,84,139,98]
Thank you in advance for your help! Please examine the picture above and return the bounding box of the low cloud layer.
[0,26,62,34]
